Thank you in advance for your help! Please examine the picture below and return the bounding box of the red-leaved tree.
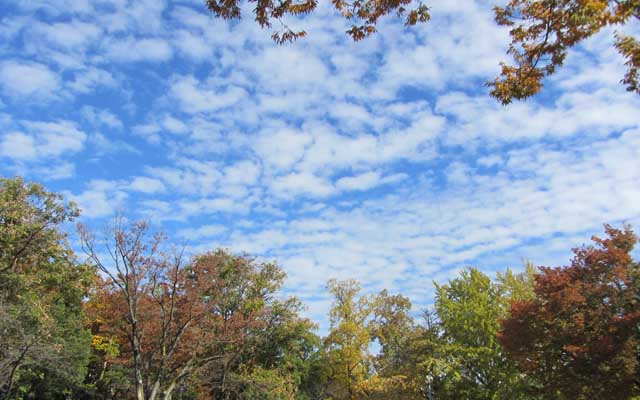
[499,224,640,399]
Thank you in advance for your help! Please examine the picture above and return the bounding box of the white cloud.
[162,115,189,134]
[223,160,261,186]
[129,176,166,193]
[104,37,173,62]
[217,130,640,310]
[35,162,75,180]
[336,171,381,191]
[0,61,60,99]
[132,123,162,143]
[82,106,123,129]
[32,20,101,50]
[254,127,312,170]
[23,120,87,158]
[436,89,640,144]
[271,172,335,198]
[0,120,86,161]
[0,132,37,160]
[69,68,117,93]
[477,154,502,167]
[248,47,329,90]
[177,197,248,217]
[177,224,227,240]
[169,75,247,113]
[258,115,442,179]
[335,171,408,192]
[147,160,223,196]
[173,30,214,60]
[67,181,128,219]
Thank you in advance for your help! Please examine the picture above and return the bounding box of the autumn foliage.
[499,225,640,398]
[80,221,316,400]
[205,0,429,43]
[489,0,640,103]
[202,0,639,103]
[3,177,640,399]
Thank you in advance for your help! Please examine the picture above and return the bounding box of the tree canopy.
[0,177,93,399]
[499,225,640,399]
[80,221,318,400]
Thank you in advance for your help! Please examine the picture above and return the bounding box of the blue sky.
[1,0,640,326]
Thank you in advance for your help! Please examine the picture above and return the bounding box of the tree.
[191,250,318,399]
[81,224,318,400]
[0,177,93,399]
[205,0,638,103]
[79,218,216,400]
[358,290,423,399]
[499,225,640,399]
[322,279,372,400]
[433,267,533,399]
[246,297,320,399]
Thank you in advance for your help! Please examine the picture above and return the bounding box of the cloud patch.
[0,61,60,99]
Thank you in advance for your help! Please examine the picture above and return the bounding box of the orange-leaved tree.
[489,0,640,104]
[80,218,218,400]
[81,219,317,399]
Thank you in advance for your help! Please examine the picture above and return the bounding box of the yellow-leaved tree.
[322,279,372,399]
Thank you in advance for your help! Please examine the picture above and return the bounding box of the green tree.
[191,250,319,399]
[0,177,93,399]
[433,267,533,399]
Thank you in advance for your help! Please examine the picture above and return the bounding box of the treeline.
[1,176,639,400]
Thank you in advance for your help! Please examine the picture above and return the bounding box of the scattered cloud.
[1,0,638,325]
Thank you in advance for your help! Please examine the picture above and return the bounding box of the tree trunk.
[163,381,177,400]
[2,342,32,400]
[133,345,145,400]
[148,379,161,400]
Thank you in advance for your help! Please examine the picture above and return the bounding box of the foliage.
[203,0,639,102]
[360,290,422,399]
[489,0,640,104]
[0,177,93,399]
[499,224,640,399]
[81,228,319,400]
[233,366,297,399]
[431,267,534,399]
[322,279,372,399]
[191,250,318,399]
[80,219,199,400]
[4,176,640,399]
[205,0,429,44]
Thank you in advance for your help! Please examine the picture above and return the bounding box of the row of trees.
[1,176,639,399]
